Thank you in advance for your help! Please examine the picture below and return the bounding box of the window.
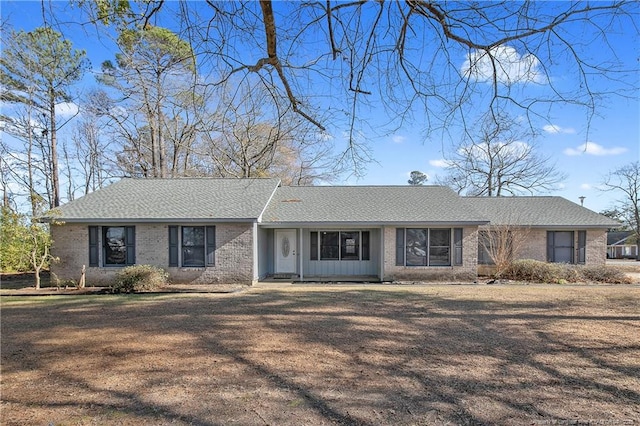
[547,231,574,263]
[182,227,205,267]
[397,228,460,267]
[88,226,135,267]
[310,231,370,261]
[169,226,215,267]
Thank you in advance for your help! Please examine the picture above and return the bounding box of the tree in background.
[437,113,565,196]
[408,171,428,186]
[98,25,198,178]
[0,205,56,288]
[0,207,31,272]
[0,27,89,208]
[602,162,640,260]
[204,79,343,184]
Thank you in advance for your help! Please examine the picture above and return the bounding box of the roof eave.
[259,220,489,228]
[49,217,259,224]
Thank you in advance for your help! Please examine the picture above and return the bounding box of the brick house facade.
[46,178,617,285]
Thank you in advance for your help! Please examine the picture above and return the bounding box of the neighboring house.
[607,231,638,259]
[45,178,618,285]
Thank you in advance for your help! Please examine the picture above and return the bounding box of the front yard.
[2,285,639,425]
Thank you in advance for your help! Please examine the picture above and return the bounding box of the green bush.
[112,265,168,293]
[503,259,632,284]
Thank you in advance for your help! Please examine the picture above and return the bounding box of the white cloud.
[563,142,627,156]
[55,102,79,118]
[429,159,449,168]
[543,124,576,134]
[580,183,592,190]
[462,45,546,85]
[391,135,406,144]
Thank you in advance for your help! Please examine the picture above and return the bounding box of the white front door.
[275,229,297,274]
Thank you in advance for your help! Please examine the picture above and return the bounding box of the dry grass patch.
[2,285,639,425]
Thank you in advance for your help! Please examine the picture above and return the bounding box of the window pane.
[430,229,450,247]
[341,232,360,260]
[104,226,126,265]
[320,232,339,260]
[429,247,450,266]
[555,231,573,247]
[183,247,205,267]
[182,227,205,246]
[406,229,427,266]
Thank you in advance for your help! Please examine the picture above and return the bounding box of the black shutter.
[577,230,586,264]
[88,226,99,267]
[310,232,318,260]
[396,228,405,266]
[125,226,136,265]
[361,231,370,261]
[454,228,463,266]
[168,226,179,267]
[206,226,216,266]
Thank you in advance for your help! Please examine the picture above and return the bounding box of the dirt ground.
[2,284,639,426]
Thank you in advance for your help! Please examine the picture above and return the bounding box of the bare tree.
[98,25,197,178]
[437,113,565,196]
[602,162,640,260]
[204,79,343,184]
[71,112,115,195]
[73,1,637,172]
[479,224,531,277]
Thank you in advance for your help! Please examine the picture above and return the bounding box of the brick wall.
[382,226,479,282]
[50,222,256,286]
[585,229,607,265]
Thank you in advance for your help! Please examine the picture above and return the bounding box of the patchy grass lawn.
[2,285,639,425]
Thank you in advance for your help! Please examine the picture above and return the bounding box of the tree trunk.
[34,267,41,289]
[49,89,60,207]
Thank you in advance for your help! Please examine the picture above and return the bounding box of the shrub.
[503,259,632,284]
[502,259,566,283]
[580,266,632,284]
[112,265,168,293]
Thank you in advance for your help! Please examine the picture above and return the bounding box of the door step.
[272,274,297,280]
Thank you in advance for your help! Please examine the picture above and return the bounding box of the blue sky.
[2,1,639,214]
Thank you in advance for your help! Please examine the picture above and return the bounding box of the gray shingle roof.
[261,185,488,225]
[50,178,280,222]
[465,196,619,228]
